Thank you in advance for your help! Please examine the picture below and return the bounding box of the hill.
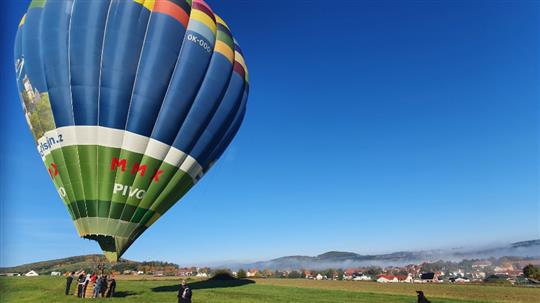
[228,239,540,270]
[2,239,539,273]
[0,255,177,275]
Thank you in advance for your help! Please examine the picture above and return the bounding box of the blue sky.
[1,0,539,267]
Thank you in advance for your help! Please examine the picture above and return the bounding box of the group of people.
[65,271,116,298]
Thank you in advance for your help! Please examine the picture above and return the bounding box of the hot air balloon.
[14,0,249,262]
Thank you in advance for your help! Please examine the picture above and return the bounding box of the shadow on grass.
[152,279,255,292]
[113,290,140,297]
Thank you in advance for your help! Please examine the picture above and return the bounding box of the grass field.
[0,276,538,303]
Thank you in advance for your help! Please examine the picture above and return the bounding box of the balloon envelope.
[14,0,249,261]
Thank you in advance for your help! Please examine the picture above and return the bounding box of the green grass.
[1,277,538,303]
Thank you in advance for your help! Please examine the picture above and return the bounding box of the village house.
[377,274,399,283]
[246,269,258,277]
[353,275,372,281]
[400,274,414,283]
[24,270,39,277]
[344,268,365,280]
[420,272,439,283]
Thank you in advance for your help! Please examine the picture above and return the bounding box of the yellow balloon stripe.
[190,9,216,35]
[133,0,156,11]
[215,14,229,31]
[214,40,234,63]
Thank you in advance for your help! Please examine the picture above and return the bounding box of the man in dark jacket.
[65,272,74,295]
[106,278,116,297]
[417,291,431,303]
[177,281,192,303]
[99,275,108,298]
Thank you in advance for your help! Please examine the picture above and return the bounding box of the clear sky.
[1,0,539,267]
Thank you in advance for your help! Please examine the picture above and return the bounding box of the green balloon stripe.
[67,200,156,223]
[74,217,144,240]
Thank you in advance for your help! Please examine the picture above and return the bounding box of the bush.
[523,264,540,280]
[211,269,235,280]
[237,269,247,279]
[288,271,301,279]
[484,275,511,284]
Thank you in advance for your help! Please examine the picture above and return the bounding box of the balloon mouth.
[74,217,145,262]
[83,235,120,262]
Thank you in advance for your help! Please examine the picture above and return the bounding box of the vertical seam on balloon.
[98,0,114,239]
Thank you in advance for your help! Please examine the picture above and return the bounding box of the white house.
[196,272,208,278]
[25,270,39,277]
[315,274,324,280]
[377,275,398,283]
[246,269,258,277]
[401,274,414,283]
[353,275,372,281]
[50,272,62,276]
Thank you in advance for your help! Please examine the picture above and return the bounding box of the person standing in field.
[416,291,431,303]
[177,280,192,303]
[65,272,74,295]
[83,272,91,298]
[99,275,109,298]
[106,277,116,297]
[76,272,86,298]
[92,275,103,298]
